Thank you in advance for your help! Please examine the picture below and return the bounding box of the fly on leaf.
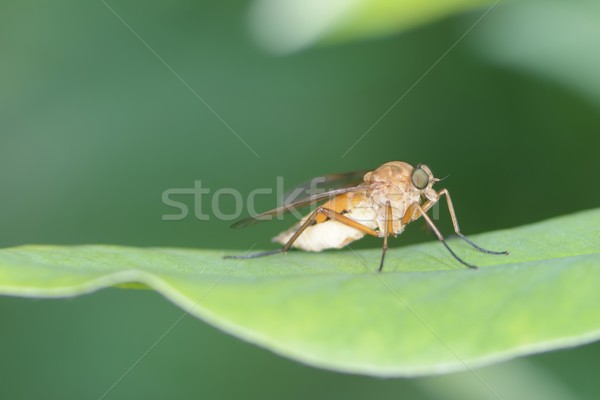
[226,161,508,272]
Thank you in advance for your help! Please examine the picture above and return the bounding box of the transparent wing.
[282,169,370,204]
[230,185,368,229]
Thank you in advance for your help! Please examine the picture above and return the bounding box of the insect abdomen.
[272,195,378,252]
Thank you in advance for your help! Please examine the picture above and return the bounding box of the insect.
[226,161,508,272]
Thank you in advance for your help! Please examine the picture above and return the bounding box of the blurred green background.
[1,0,599,399]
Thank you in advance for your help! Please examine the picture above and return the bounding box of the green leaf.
[1,209,599,377]
[248,0,496,54]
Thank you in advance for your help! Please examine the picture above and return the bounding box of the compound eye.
[411,168,429,189]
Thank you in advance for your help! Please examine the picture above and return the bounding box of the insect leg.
[223,248,284,259]
[317,207,380,237]
[402,190,508,256]
[411,203,478,269]
[436,189,509,255]
[378,202,394,272]
[224,208,321,259]
[225,207,380,260]
[402,202,426,225]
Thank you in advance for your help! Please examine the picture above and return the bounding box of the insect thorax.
[367,181,422,234]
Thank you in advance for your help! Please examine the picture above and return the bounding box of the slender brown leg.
[437,189,508,255]
[318,208,381,238]
[409,203,478,269]
[378,201,394,272]
[402,202,423,225]
[404,189,508,255]
[225,206,380,259]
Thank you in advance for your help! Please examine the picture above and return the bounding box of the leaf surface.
[1,209,598,376]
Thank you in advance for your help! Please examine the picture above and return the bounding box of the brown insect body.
[227,161,508,272]
[273,161,429,251]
